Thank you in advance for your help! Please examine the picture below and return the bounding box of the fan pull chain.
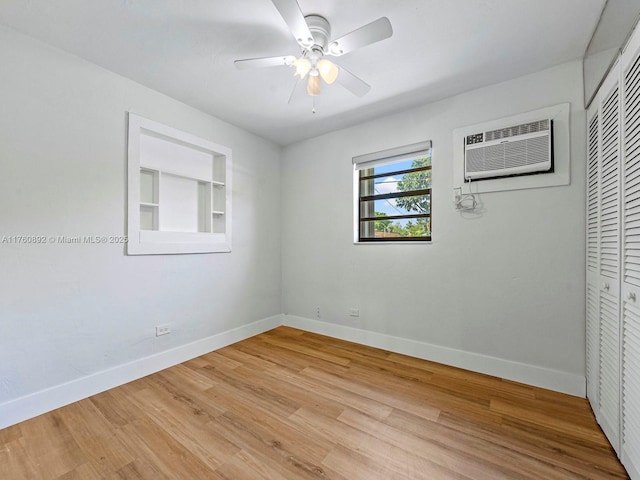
[312,95,316,114]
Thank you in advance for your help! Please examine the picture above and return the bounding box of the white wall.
[281,60,587,395]
[0,25,282,423]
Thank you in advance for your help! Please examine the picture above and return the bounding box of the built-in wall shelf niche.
[127,113,232,255]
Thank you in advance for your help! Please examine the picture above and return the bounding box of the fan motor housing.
[305,15,331,51]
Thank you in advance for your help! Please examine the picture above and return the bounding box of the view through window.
[355,142,432,242]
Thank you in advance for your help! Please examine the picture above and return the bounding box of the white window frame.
[353,140,432,244]
[127,113,232,255]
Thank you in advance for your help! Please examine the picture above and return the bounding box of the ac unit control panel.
[466,133,484,145]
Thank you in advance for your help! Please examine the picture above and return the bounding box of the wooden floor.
[0,327,629,479]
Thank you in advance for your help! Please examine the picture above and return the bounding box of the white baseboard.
[623,452,640,480]
[283,315,586,397]
[0,314,283,430]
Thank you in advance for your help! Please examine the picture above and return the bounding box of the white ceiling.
[0,0,604,146]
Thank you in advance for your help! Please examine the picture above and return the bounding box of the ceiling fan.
[234,0,393,103]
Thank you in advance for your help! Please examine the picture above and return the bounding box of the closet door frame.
[586,99,601,410]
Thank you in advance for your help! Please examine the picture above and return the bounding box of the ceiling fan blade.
[271,0,314,48]
[234,55,296,70]
[336,65,371,97]
[328,17,393,56]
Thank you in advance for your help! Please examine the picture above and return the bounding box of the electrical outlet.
[349,308,360,317]
[155,325,171,337]
[315,306,321,319]
[454,187,462,203]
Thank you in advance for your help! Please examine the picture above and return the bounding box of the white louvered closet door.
[597,60,622,454]
[586,101,601,407]
[621,26,640,480]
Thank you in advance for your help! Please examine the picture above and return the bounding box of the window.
[127,113,232,255]
[353,141,432,242]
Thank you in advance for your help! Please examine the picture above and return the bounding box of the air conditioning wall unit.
[463,119,553,180]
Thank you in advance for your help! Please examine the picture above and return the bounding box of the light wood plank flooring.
[0,327,629,479]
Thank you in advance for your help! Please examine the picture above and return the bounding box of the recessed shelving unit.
[137,169,226,234]
[127,113,232,255]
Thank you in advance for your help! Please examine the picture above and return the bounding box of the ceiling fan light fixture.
[307,75,321,96]
[293,58,311,78]
[317,59,339,84]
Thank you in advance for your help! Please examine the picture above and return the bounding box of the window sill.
[353,240,432,245]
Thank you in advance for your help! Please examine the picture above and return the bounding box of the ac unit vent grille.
[465,135,550,173]
[464,116,553,180]
[484,119,550,142]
